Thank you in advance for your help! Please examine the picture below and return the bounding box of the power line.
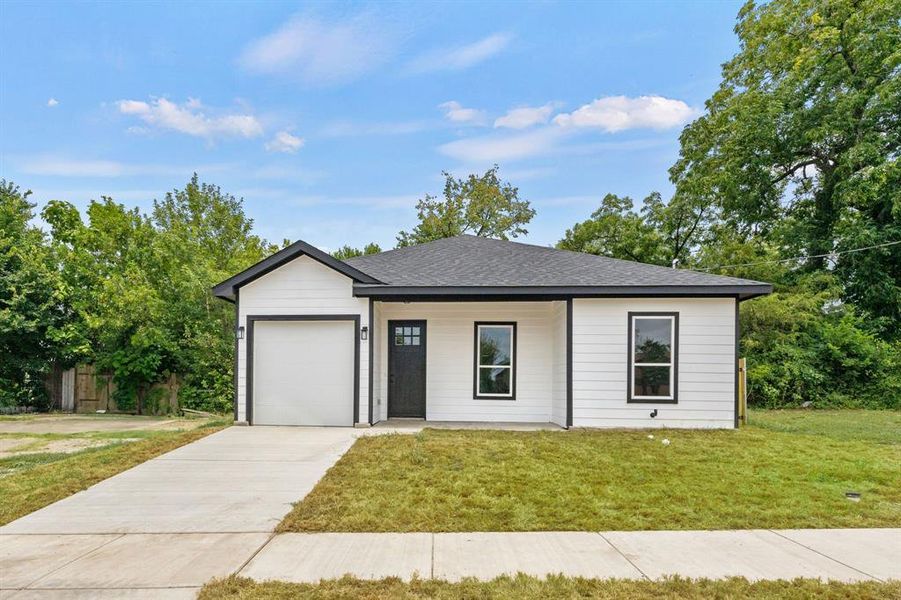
[700,239,901,272]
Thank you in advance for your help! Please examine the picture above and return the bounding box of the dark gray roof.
[344,235,770,299]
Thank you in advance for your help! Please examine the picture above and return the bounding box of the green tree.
[0,181,75,408]
[558,192,713,267]
[670,0,901,329]
[332,242,382,260]
[397,166,535,247]
[42,175,273,414]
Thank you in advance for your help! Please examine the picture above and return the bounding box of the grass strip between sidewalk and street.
[199,574,901,600]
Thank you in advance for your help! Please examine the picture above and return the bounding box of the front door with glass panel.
[388,320,426,418]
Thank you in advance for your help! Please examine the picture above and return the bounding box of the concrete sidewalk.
[239,529,901,584]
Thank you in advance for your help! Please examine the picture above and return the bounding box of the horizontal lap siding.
[377,302,557,423]
[572,298,736,429]
[236,255,369,424]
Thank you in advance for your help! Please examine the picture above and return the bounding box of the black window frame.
[473,321,517,400]
[627,311,679,404]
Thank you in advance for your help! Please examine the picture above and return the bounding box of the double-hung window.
[474,322,516,399]
[628,313,678,403]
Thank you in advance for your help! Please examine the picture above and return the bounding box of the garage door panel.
[252,320,355,426]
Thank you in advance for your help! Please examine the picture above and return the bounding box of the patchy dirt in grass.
[0,436,131,458]
[0,415,208,435]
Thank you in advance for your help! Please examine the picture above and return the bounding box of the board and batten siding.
[571,297,736,429]
[236,255,369,424]
[376,302,563,423]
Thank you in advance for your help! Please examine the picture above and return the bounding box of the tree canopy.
[397,166,535,247]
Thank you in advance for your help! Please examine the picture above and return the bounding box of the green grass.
[199,575,901,600]
[279,411,901,532]
[749,409,901,444]
[0,418,229,525]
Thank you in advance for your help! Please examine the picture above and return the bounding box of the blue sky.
[0,1,743,251]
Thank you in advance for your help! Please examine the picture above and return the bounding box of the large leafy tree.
[557,192,713,267]
[42,175,273,413]
[397,166,535,247]
[670,0,901,330]
[0,181,76,408]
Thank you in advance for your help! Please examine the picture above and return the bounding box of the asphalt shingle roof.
[344,235,768,289]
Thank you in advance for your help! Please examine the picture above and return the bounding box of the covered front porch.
[369,300,569,427]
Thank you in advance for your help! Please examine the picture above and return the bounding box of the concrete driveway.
[0,426,359,598]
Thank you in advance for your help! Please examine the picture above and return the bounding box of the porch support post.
[368,298,375,425]
[566,298,573,428]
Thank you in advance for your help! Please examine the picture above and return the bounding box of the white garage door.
[252,320,355,426]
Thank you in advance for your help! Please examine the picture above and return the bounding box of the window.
[474,322,516,399]
[394,325,420,346]
[628,313,678,403]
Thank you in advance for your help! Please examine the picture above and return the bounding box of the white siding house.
[214,235,770,430]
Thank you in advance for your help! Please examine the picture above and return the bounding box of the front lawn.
[0,416,229,525]
[279,410,901,532]
[200,575,901,600]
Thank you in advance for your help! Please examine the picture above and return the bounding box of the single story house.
[212,235,771,429]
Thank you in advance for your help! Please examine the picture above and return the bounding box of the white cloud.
[238,13,395,85]
[46,98,59,107]
[265,130,305,153]
[437,128,564,163]
[494,103,555,129]
[17,156,232,178]
[553,95,696,132]
[438,101,486,125]
[115,97,264,140]
[406,33,512,74]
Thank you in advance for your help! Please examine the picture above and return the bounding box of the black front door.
[388,320,426,418]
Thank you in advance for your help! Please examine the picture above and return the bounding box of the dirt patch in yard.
[0,415,209,435]
[0,437,131,458]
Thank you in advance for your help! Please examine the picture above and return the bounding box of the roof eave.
[353,283,774,300]
[212,240,382,301]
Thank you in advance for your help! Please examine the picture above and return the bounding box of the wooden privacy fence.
[50,365,180,415]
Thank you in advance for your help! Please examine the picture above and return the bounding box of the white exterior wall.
[236,255,369,424]
[375,302,559,423]
[571,297,736,429]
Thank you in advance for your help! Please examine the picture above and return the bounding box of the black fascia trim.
[368,299,374,425]
[566,299,573,428]
[233,288,240,422]
[212,240,382,300]
[734,299,740,429]
[353,284,773,300]
[473,321,517,401]
[626,311,679,405]
[245,314,361,426]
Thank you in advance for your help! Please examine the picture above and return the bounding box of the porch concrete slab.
[4,589,199,599]
[368,420,564,433]
[602,530,872,582]
[0,427,359,535]
[0,535,120,590]
[433,532,643,582]
[240,533,432,582]
[28,533,269,590]
[775,528,901,581]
